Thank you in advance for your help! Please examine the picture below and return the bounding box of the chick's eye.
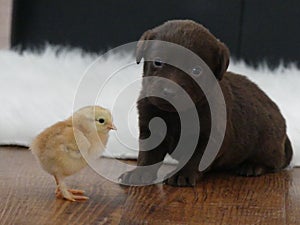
[153,57,164,68]
[191,66,202,76]
[98,118,105,124]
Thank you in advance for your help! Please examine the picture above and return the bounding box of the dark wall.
[240,0,300,67]
[11,0,300,67]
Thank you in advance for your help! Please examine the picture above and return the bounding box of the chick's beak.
[108,123,117,130]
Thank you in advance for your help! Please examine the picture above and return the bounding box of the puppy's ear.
[136,30,154,64]
[214,41,230,80]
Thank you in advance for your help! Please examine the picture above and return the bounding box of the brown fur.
[120,20,293,186]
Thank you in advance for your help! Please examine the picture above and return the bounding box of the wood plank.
[0,146,299,225]
[121,172,287,225]
[286,169,300,225]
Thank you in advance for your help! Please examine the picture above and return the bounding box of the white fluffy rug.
[0,46,299,166]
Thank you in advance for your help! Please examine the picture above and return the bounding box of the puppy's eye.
[153,57,164,68]
[191,66,202,76]
[98,118,105,124]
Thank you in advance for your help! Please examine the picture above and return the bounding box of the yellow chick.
[30,106,116,202]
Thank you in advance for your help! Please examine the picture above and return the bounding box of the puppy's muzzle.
[162,87,176,98]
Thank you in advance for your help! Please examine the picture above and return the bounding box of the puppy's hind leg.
[236,136,292,177]
[235,162,268,177]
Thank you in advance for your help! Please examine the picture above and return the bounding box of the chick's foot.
[56,188,89,202]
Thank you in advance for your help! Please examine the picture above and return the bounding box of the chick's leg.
[54,175,89,201]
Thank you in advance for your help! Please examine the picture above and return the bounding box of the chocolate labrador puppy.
[120,20,293,186]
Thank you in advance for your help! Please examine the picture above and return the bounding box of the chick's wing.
[59,126,91,159]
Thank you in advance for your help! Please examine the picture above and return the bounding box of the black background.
[11,0,300,67]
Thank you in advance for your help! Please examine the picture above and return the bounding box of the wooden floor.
[0,146,299,225]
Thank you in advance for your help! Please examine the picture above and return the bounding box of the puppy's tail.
[282,136,293,168]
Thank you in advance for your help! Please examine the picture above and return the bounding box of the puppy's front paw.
[164,171,200,187]
[118,168,157,186]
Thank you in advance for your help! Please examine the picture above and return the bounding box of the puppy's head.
[137,20,230,112]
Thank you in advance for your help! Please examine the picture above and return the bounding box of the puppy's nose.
[162,88,176,98]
